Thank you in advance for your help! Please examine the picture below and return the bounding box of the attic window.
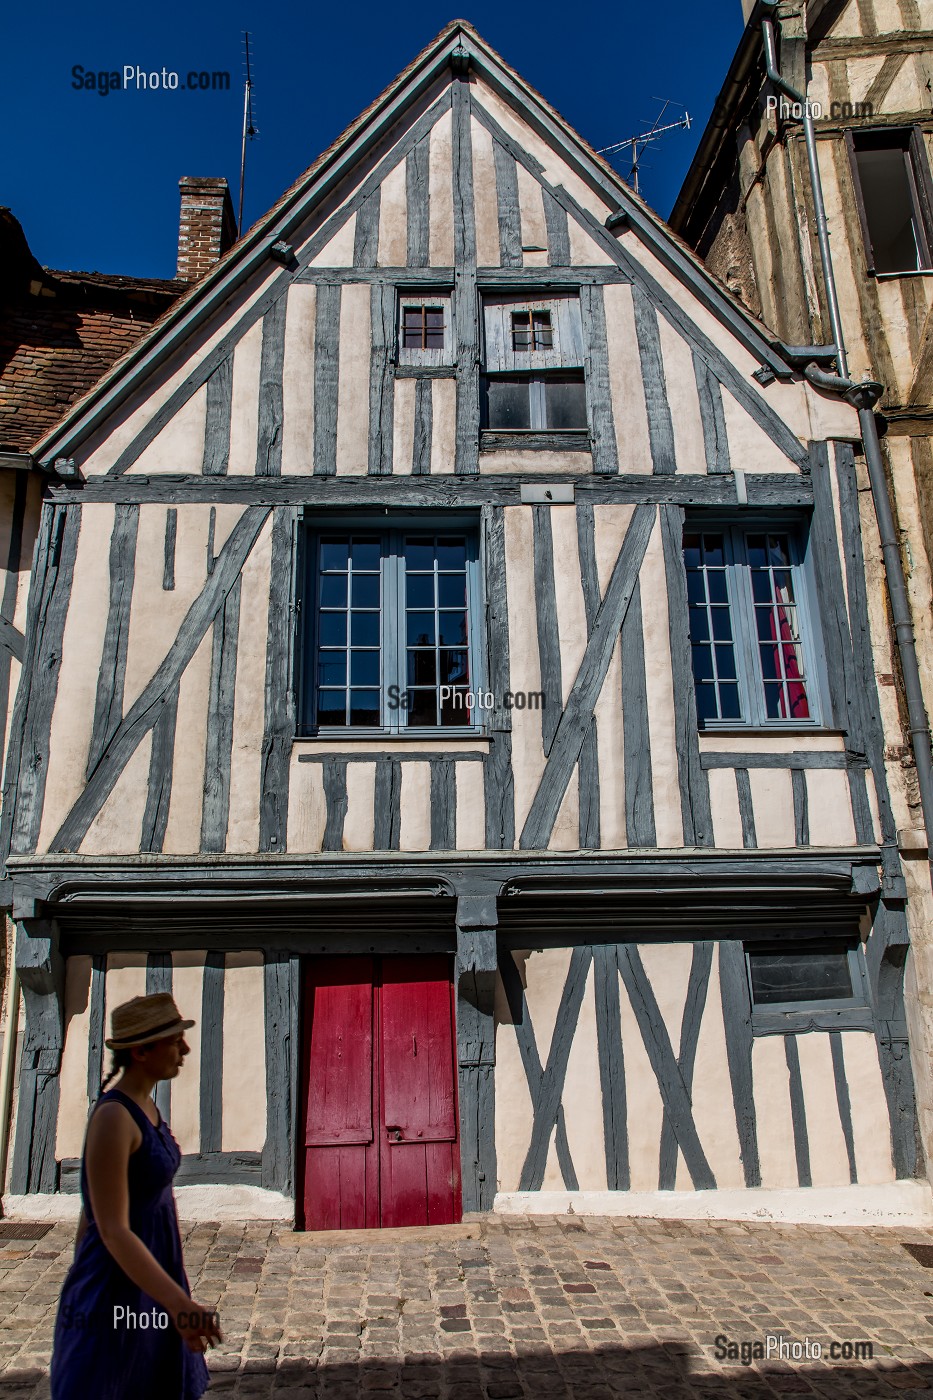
[848,128,933,275]
[397,293,454,367]
[511,309,553,352]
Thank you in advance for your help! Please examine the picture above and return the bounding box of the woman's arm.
[85,1102,221,1350]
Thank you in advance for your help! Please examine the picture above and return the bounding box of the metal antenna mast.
[598,100,692,197]
[238,32,258,235]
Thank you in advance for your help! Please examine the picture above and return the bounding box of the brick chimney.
[176,177,237,282]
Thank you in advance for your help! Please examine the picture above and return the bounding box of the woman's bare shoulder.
[86,1098,142,1147]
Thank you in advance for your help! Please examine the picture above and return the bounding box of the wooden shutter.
[482,293,583,372]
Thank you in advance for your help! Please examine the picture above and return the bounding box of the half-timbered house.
[3,21,927,1226]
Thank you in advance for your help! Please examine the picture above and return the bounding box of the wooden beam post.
[10,920,64,1193]
[455,891,498,1213]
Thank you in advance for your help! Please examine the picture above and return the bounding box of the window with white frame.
[683,522,822,727]
[302,523,482,733]
[397,293,454,366]
[482,292,588,432]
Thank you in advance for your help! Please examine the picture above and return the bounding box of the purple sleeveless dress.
[50,1088,210,1399]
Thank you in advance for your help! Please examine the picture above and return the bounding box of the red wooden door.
[299,955,460,1230]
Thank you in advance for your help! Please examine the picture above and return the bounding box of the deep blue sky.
[4,0,745,279]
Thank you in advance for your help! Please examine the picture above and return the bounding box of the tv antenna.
[598,99,692,197]
[238,31,259,234]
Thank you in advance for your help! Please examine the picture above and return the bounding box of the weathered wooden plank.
[302,750,484,764]
[259,509,296,853]
[453,81,479,478]
[406,139,430,268]
[202,358,232,477]
[693,351,730,475]
[0,472,28,755]
[88,504,139,778]
[521,504,655,849]
[846,765,874,846]
[784,1033,812,1187]
[499,948,578,1191]
[353,188,381,268]
[660,504,713,846]
[829,1029,858,1184]
[701,751,852,770]
[867,902,917,1178]
[199,951,225,1154]
[0,615,24,663]
[483,506,515,849]
[809,442,859,735]
[580,284,618,476]
[322,758,348,852]
[298,265,630,285]
[146,952,172,1123]
[621,580,656,848]
[578,728,600,850]
[201,578,241,853]
[633,286,676,476]
[519,946,592,1191]
[617,943,715,1189]
[373,758,401,850]
[456,911,498,1211]
[86,953,106,1102]
[469,99,810,471]
[313,283,341,478]
[791,767,810,847]
[718,940,761,1186]
[531,506,562,756]
[140,683,178,854]
[658,940,713,1190]
[10,922,62,1192]
[256,300,286,478]
[429,758,456,851]
[106,92,453,478]
[369,283,395,476]
[206,506,217,578]
[593,942,629,1190]
[163,508,177,591]
[52,471,815,508]
[7,506,81,858]
[543,190,570,267]
[736,768,757,849]
[262,952,298,1193]
[412,377,433,475]
[52,506,270,853]
[492,141,522,269]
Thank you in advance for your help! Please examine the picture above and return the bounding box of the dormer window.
[482,292,588,437]
[403,304,445,350]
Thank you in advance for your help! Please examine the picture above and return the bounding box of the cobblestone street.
[2,1214,933,1397]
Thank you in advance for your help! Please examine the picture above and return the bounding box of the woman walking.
[50,992,221,1399]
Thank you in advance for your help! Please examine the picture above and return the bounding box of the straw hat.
[105,993,194,1050]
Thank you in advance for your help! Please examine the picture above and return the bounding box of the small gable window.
[745,941,872,1034]
[482,293,588,439]
[847,128,933,275]
[397,293,453,366]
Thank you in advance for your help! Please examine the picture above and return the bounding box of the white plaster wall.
[343,762,376,851]
[493,958,535,1192]
[399,761,431,851]
[748,768,796,848]
[221,952,266,1152]
[56,957,93,1161]
[227,512,273,853]
[428,108,454,267]
[286,753,327,854]
[638,519,682,848]
[753,1034,799,1188]
[132,387,207,476]
[455,760,485,850]
[392,377,416,477]
[602,284,652,474]
[377,159,408,267]
[471,118,500,267]
[281,283,316,476]
[504,507,545,840]
[226,319,263,476]
[170,954,204,1156]
[335,282,371,476]
[430,378,456,475]
[708,768,744,850]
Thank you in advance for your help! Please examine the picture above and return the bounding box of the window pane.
[711,607,733,642]
[719,683,741,719]
[351,575,380,610]
[854,142,925,273]
[684,531,741,724]
[545,375,587,430]
[439,611,467,646]
[319,538,349,570]
[407,651,437,686]
[318,655,346,687]
[407,574,435,609]
[404,538,435,571]
[695,683,718,723]
[748,949,855,1005]
[531,311,553,348]
[407,612,436,647]
[317,691,346,726]
[438,574,466,608]
[440,649,469,684]
[747,531,810,720]
[436,538,467,570]
[486,377,532,429]
[351,612,380,647]
[441,688,472,726]
[320,574,348,608]
[407,690,437,726]
[318,613,347,648]
[349,690,380,726]
[350,652,379,686]
[351,538,380,571]
[689,605,710,642]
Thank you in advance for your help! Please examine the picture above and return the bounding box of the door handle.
[386,1126,404,1142]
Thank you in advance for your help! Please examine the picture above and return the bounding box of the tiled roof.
[0,208,184,454]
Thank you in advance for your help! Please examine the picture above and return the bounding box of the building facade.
[670,0,933,1181]
[2,22,926,1225]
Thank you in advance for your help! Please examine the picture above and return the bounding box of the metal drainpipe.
[761,1,933,883]
[0,960,20,1200]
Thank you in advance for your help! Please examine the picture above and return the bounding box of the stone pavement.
[2,1213,933,1396]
